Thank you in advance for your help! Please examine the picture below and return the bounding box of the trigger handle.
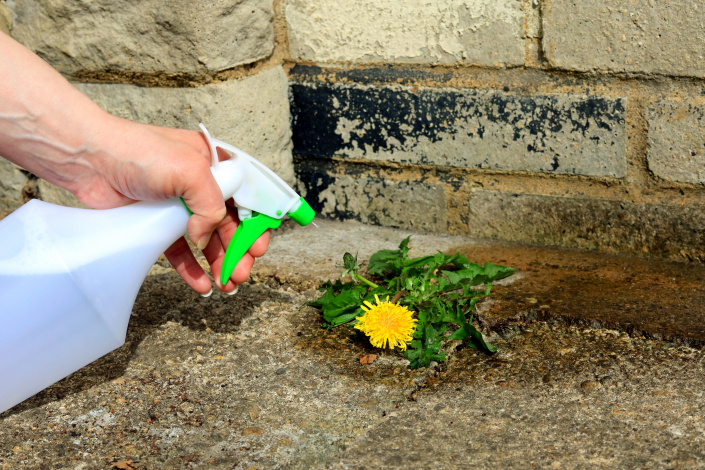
[221,213,281,286]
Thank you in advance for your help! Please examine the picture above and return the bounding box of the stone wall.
[287,0,705,260]
[2,0,704,260]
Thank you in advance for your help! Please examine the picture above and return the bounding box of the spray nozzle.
[188,125,316,287]
[287,198,316,226]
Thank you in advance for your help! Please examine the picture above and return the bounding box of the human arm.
[0,30,267,294]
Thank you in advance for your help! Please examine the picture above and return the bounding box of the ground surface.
[2,219,705,469]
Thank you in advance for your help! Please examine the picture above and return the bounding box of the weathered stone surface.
[543,0,705,78]
[7,0,274,74]
[3,220,705,468]
[0,278,417,469]
[0,2,11,35]
[467,190,705,258]
[0,197,20,214]
[36,180,85,208]
[331,324,705,469]
[0,156,82,210]
[0,159,27,203]
[647,101,705,184]
[76,67,295,185]
[287,0,524,66]
[291,82,627,178]
[296,162,448,232]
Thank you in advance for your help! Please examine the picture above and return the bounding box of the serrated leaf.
[401,255,436,270]
[314,284,367,322]
[441,270,461,285]
[367,237,413,276]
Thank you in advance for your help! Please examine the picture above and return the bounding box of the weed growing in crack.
[307,237,516,368]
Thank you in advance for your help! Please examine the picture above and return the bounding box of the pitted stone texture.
[76,67,295,185]
[647,101,705,185]
[1,157,85,209]
[0,2,10,35]
[287,0,524,66]
[7,0,274,74]
[291,82,627,178]
[0,159,27,204]
[319,176,447,232]
[297,164,448,232]
[37,180,85,208]
[331,325,705,469]
[3,223,705,468]
[467,190,705,258]
[543,0,705,78]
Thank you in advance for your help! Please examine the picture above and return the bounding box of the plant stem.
[354,273,379,288]
[391,290,408,304]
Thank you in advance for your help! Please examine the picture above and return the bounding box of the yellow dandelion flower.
[355,295,417,350]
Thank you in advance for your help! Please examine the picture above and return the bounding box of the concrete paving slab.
[2,218,705,468]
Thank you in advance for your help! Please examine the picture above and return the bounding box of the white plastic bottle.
[0,198,190,413]
[0,125,314,414]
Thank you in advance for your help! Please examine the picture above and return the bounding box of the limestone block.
[0,158,27,202]
[75,67,294,186]
[0,159,83,208]
[0,2,11,35]
[0,197,21,214]
[291,82,627,178]
[7,0,274,74]
[543,0,705,78]
[287,0,524,66]
[318,176,447,232]
[467,190,705,258]
[296,162,448,232]
[647,101,705,185]
[37,180,86,208]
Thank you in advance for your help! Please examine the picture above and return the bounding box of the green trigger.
[221,213,282,286]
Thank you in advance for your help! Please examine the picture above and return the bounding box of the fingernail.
[200,288,213,298]
[225,285,239,296]
[197,235,209,251]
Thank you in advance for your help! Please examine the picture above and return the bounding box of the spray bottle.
[0,124,315,414]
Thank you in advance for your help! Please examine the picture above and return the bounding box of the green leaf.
[398,236,411,255]
[308,282,368,326]
[401,255,436,270]
[404,347,423,361]
[441,270,461,285]
[367,236,412,276]
[452,320,497,353]
[367,250,403,276]
[448,328,469,341]
[329,311,361,326]
[479,263,517,282]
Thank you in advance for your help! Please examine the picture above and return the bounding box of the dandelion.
[355,295,417,350]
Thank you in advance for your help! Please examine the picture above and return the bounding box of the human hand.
[70,118,270,295]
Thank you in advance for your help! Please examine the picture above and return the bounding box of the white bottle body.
[0,198,188,413]
[0,137,305,414]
